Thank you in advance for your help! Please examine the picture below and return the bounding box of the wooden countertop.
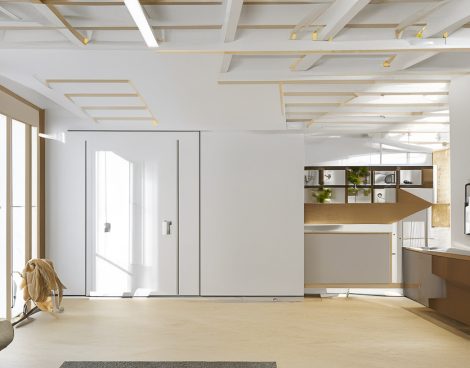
[403,246,470,262]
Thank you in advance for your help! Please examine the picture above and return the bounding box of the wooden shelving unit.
[304,165,433,205]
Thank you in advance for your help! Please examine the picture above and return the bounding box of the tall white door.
[86,133,179,296]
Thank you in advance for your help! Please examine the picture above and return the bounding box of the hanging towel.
[20,259,66,312]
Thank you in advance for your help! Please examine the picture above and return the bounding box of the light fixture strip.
[124,0,158,48]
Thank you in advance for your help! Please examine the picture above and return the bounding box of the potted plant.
[314,188,332,204]
[347,166,369,185]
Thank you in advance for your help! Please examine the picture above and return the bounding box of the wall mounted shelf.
[304,165,433,205]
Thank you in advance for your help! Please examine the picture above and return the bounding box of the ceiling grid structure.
[0,0,468,147]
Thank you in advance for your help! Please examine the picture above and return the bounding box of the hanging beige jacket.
[20,259,66,312]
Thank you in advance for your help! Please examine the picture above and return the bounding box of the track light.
[124,0,158,48]
[416,26,426,39]
[383,55,396,68]
[290,32,297,40]
[311,31,318,41]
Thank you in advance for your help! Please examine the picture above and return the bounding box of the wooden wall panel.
[432,149,450,227]
[305,189,431,224]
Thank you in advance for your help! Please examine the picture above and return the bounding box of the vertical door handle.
[162,220,172,235]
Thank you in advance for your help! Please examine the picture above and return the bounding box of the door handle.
[162,220,172,235]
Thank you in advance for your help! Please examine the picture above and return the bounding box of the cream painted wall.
[449,76,470,250]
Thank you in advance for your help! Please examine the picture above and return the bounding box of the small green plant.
[314,188,332,203]
[348,187,359,196]
[362,188,371,197]
[347,167,369,185]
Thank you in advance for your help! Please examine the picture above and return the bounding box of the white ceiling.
[0,0,468,148]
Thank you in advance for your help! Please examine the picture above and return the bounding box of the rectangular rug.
[60,362,277,368]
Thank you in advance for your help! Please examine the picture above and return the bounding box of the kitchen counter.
[403,246,470,326]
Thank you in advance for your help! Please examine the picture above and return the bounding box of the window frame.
[0,86,44,320]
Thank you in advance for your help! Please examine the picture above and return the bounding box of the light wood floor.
[1,296,470,368]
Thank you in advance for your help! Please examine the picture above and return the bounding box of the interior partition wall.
[0,86,44,320]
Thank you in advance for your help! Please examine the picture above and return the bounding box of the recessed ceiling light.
[124,0,158,48]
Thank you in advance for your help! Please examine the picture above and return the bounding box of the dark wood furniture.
[403,247,470,326]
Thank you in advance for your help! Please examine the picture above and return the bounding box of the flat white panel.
[46,133,86,295]
[201,132,304,296]
[304,233,391,284]
[449,76,470,251]
[178,133,200,295]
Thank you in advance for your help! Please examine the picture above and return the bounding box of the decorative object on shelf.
[313,188,332,204]
[385,174,395,184]
[304,170,318,186]
[465,183,470,234]
[347,166,369,185]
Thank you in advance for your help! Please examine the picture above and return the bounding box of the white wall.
[449,76,470,250]
[200,132,305,296]
[305,137,432,166]
[46,132,86,295]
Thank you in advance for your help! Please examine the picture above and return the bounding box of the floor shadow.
[404,307,470,340]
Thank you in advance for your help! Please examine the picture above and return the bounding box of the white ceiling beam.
[291,4,329,36]
[0,5,21,20]
[389,0,470,70]
[220,0,243,73]
[221,0,243,42]
[32,2,88,46]
[386,52,439,71]
[294,0,370,71]
[154,38,470,54]
[423,0,470,37]
[390,0,470,71]
[395,0,449,39]
[318,0,370,41]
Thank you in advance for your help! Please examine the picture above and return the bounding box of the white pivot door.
[87,133,179,296]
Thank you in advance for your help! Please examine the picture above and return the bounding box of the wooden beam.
[286,102,447,107]
[218,75,452,84]
[33,1,89,46]
[47,79,130,84]
[65,93,139,98]
[284,91,449,96]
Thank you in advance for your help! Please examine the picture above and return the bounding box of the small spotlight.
[311,31,318,41]
[290,32,297,40]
